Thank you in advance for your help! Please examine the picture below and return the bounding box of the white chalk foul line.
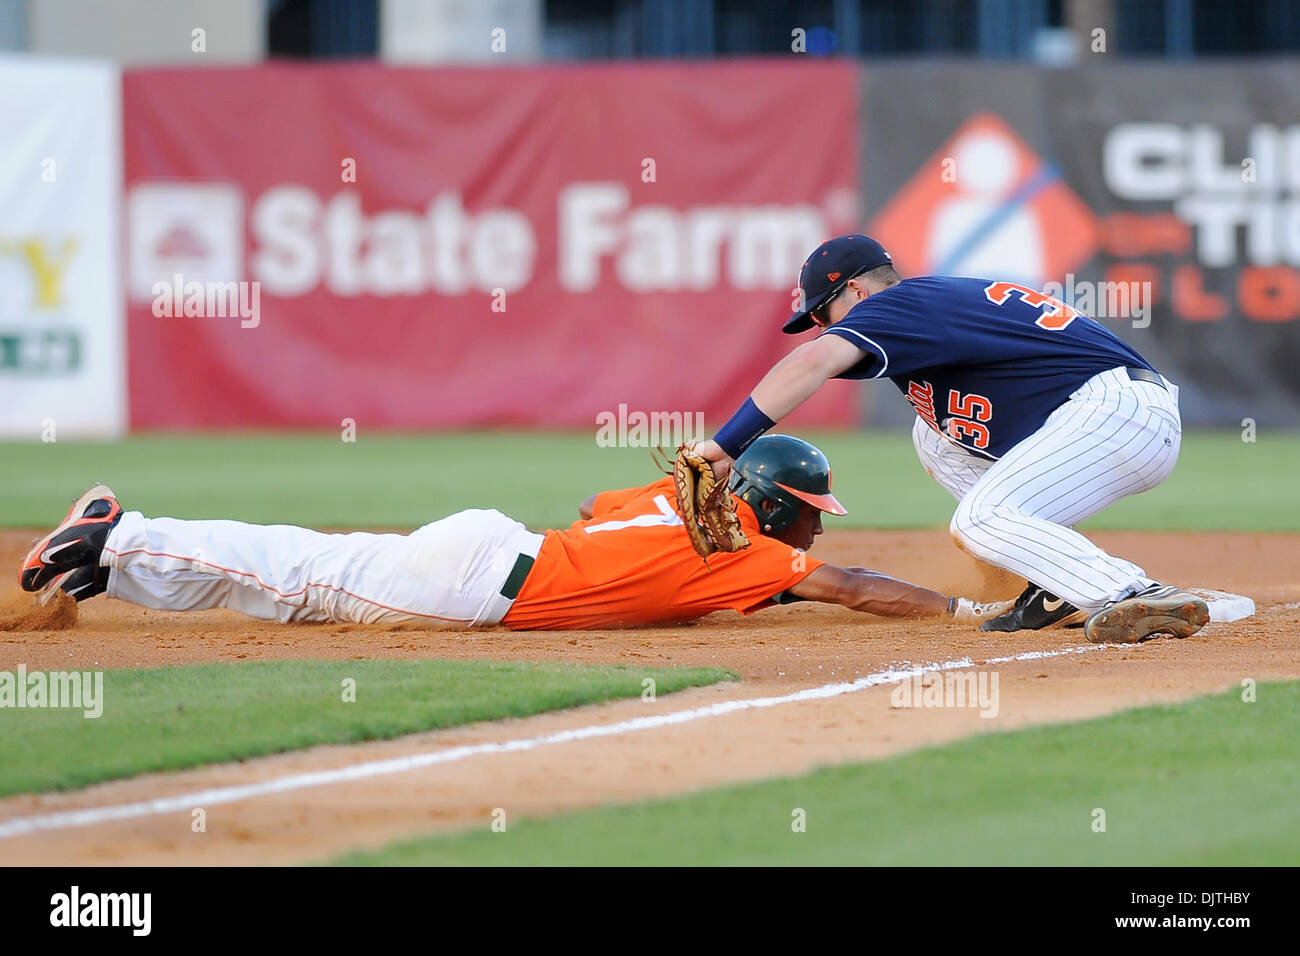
[0,643,1110,841]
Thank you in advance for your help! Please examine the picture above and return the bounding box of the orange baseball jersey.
[502,478,824,630]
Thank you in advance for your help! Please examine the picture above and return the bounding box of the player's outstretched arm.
[788,564,1013,624]
[750,335,863,422]
[693,335,863,479]
[789,564,948,616]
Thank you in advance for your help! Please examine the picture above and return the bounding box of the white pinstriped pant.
[912,366,1182,611]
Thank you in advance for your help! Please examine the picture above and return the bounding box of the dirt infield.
[1,528,1297,865]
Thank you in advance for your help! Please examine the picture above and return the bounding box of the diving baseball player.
[691,234,1210,645]
[19,436,1010,631]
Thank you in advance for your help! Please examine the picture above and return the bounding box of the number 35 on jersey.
[907,379,995,450]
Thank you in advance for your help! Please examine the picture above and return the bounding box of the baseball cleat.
[19,484,122,593]
[980,582,1087,632]
[1084,584,1210,645]
[36,563,110,606]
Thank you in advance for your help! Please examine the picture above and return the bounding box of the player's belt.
[1125,366,1166,390]
[499,552,535,600]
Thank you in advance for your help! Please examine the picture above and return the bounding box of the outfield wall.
[2,57,1298,437]
[0,55,124,439]
[120,61,861,432]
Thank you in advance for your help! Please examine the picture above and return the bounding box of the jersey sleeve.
[820,286,946,380]
[591,478,673,518]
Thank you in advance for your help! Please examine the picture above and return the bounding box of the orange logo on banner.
[868,113,1098,286]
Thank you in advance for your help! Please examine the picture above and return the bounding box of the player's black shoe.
[980,582,1086,632]
[55,563,111,603]
[19,484,122,594]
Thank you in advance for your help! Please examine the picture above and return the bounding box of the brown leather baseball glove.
[664,444,750,563]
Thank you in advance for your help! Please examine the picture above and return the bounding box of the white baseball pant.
[913,365,1182,611]
[101,508,544,626]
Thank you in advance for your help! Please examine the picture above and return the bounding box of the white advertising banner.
[0,55,123,438]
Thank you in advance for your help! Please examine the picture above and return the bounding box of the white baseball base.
[1186,588,1256,623]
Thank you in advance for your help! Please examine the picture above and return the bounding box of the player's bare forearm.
[790,565,1016,625]
[750,336,861,421]
[694,336,863,478]
[840,568,951,617]
[790,565,950,617]
[749,345,832,420]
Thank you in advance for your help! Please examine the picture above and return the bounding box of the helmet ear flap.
[744,487,798,534]
[732,479,771,531]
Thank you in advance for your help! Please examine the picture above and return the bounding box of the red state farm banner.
[123,62,860,431]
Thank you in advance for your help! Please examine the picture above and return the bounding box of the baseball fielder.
[19,436,1010,631]
[691,234,1210,645]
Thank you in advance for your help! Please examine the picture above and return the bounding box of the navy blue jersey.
[821,276,1153,459]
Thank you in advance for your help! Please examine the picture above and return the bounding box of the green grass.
[335,681,1300,866]
[0,659,733,796]
[1,430,1295,531]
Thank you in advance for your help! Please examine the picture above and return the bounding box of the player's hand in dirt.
[949,597,1016,626]
[685,439,734,482]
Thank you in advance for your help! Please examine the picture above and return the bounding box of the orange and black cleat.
[43,562,110,605]
[19,484,122,595]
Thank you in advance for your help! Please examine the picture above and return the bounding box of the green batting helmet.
[729,435,848,533]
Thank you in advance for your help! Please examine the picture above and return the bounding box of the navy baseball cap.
[784,234,893,334]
